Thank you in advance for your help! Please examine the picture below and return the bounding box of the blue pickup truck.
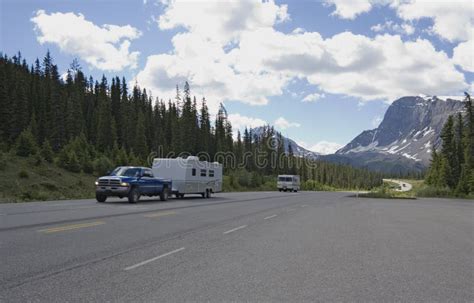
[95,166,172,203]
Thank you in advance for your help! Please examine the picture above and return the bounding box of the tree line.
[425,93,474,196]
[0,51,382,190]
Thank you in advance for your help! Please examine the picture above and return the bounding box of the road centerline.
[37,221,105,234]
[124,247,185,271]
[264,215,277,220]
[223,225,248,234]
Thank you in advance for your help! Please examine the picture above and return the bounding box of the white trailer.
[152,156,223,198]
[277,175,300,192]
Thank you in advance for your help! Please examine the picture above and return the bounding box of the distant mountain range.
[251,126,320,160]
[255,95,466,174]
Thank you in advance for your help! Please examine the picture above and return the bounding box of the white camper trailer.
[152,156,222,198]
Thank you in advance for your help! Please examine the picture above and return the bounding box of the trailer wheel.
[128,187,140,203]
[160,187,169,201]
[96,194,107,203]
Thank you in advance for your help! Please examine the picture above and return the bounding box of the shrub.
[15,129,38,157]
[40,182,59,191]
[18,170,29,179]
[33,154,44,166]
[0,152,7,171]
[67,151,81,173]
[416,185,452,198]
[93,156,114,176]
[40,140,54,163]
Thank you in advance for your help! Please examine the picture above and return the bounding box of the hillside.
[0,152,96,202]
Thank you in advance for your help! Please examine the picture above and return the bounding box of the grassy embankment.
[360,179,473,199]
[0,152,96,203]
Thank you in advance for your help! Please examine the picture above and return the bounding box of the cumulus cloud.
[228,113,267,131]
[157,0,289,44]
[452,38,474,73]
[324,0,373,20]
[31,10,141,71]
[395,0,473,42]
[134,0,469,112]
[274,117,301,130]
[302,93,325,102]
[298,140,343,155]
[327,0,473,42]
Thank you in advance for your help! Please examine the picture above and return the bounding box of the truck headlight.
[120,182,129,187]
[95,181,99,186]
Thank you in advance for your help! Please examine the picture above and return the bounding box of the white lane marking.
[301,205,308,208]
[223,225,247,234]
[288,208,296,211]
[264,215,277,220]
[124,247,185,271]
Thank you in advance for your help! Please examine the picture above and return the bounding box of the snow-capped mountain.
[251,126,320,159]
[328,95,466,173]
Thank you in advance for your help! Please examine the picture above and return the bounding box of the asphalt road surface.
[0,192,472,302]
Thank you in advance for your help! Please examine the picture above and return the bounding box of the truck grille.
[98,179,121,186]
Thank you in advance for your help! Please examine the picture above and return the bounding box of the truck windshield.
[279,177,293,182]
[110,167,141,177]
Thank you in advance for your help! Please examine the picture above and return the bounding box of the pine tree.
[15,128,38,157]
[41,140,54,163]
[440,115,456,188]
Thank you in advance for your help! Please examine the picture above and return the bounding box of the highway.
[0,192,473,302]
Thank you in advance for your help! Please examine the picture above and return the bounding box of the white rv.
[152,156,223,198]
[277,175,300,192]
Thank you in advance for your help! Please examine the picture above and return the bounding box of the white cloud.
[327,1,473,42]
[394,0,474,42]
[228,113,267,131]
[324,0,373,20]
[134,0,469,112]
[31,10,141,71]
[274,117,301,130]
[302,93,325,102]
[298,140,343,155]
[452,38,474,72]
[158,0,289,45]
[371,20,415,35]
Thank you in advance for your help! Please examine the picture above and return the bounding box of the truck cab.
[95,166,172,203]
[277,175,300,192]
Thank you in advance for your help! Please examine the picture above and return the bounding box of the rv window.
[209,170,214,177]
[200,169,207,177]
[192,168,196,176]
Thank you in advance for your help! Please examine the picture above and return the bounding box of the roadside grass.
[0,152,96,203]
[359,179,473,200]
[358,181,417,199]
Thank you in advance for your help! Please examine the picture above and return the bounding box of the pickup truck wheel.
[128,188,140,203]
[160,188,169,201]
[96,194,107,203]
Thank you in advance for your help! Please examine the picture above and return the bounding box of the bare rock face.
[331,95,465,174]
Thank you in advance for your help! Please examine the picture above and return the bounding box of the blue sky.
[1,0,472,154]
